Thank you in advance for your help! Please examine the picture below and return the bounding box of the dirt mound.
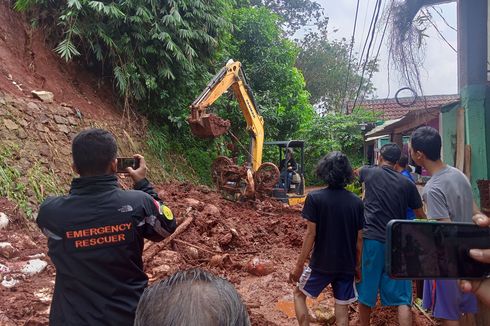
[140,183,434,326]
[0,0,118,119]
[0,198,52,326]
[0,181,435,325]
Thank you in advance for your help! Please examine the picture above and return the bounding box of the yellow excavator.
[188,59,306,204]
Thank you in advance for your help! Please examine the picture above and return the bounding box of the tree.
[297,35,377,114]
[16,0,233,119]
[300,108,379,184]
[246,0,324,35]
[217,6,314,142]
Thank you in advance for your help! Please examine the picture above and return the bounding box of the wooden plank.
[464,144,472,179]
[455,108,465,171]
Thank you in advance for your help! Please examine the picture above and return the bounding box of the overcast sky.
[315,0,458,98]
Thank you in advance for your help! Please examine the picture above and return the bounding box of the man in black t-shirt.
[356,143,425,326]
[289,152,364,326]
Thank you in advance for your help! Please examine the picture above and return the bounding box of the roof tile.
[348,94,460,120]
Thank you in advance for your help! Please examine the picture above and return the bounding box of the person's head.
[72,128,117,177]
[395,155,409,172]
[410,126,442,166]
[134,269,250,326]
[316,151,353,189]
[378,143,401,166]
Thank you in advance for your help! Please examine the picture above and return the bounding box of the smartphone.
[116,157,139,173]
[386,220,490,279]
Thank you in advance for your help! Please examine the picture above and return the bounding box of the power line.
[351,0,381,111]
[356,0,373,58]
[358,0,380,71]
[366,2,393,89]
[423,9,457,53]
[431,6,457,32]
[341,0,361,113]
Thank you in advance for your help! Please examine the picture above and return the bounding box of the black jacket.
[37,175,176,326]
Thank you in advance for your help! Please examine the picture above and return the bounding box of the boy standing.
[289,152,364,326]
[410,126,479,325]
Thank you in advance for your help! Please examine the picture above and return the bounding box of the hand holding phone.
[125,154,147,184]
[117,157,140,174]
[386,220,490,280]
[460,212,490,307]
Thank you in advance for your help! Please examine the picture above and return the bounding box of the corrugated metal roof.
[348,94,460,120]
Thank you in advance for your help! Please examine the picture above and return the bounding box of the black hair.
[72,128,117,176]
[380,143,401,164]
[397,155,409,168]
[410,126,441,161]
[316,151,354,189]
[134,269,250,326]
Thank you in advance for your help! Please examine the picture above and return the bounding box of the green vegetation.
[14,0,379,187]
[300,108,379,184]
[0,145,61,218]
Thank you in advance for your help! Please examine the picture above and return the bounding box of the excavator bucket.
[188,113,231,138]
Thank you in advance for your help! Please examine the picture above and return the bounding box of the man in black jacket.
[37,128,177,326]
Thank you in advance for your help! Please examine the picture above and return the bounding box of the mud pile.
[0,182,435,325]
[0,198,52,326]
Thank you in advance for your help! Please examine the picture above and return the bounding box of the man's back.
[423,165,473,222]
[37,175,173,326]
[360,166,421,242]
[302,188,364,274]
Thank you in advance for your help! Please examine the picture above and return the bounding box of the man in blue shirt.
[356,144,425,326]
[395,156,416,220]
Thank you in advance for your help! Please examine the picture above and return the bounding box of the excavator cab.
[264,140,306,205]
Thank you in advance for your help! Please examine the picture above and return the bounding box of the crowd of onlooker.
[289,126,490,326]
[35,127,490,326]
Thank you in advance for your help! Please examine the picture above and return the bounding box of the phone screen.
[388,220,490,279]
[116,157,139,173]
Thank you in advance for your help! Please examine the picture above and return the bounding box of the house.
[352,94,459,166]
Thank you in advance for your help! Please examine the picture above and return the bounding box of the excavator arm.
[188,60,264,171]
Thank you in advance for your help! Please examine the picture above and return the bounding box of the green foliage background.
[14,0,378,187]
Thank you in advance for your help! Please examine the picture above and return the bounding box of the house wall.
[441,106,458,167]
[458,0,489,204]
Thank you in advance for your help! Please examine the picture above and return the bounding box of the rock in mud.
[26,102,39,111]
[203,204,220,216]
[58,124,70,134]
[31,90,54,103]
[0,263,10,274]
[209,254,231,267]
[53,115,68,125]
[186,246,199,259]
[218,232,233,246]
[245,257,275,276]
[314,307,335,325]
[0,212,9,230]
[21,259,48,276]
[17,129,27,139]
[151,264,171,277]
[1,276,19,288]
[184,198,202,209]
[3,119,18,130]
[0,242,17,259]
